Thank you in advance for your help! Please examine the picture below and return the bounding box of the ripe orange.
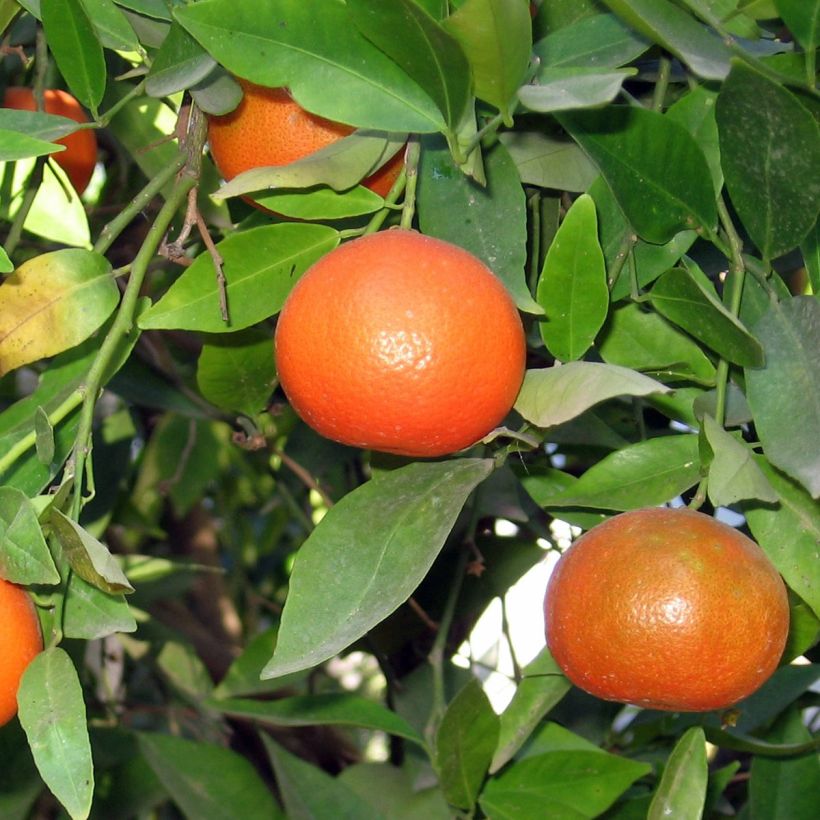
[207,79,404,199]
[274,230,527,457]
[0,577,43,726]
[544,507,789,712]
[3,87,97,194]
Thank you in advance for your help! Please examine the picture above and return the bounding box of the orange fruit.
[0,577,43,727]
[274,230,527,457]
[544,507,790,712]
[207,79,404,199]
[3,87,97,194]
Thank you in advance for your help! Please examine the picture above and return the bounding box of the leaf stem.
[651,56,672,112]
[399,138,420,231]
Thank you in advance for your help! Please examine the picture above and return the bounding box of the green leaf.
[802,219,820,297]
[537,434,702,510]
[0,129,64,162]
[514,362,671,429]
[175,0,445,133]
[601,0,732,79]
[139,733,285,820]
[263,458,493,678]
[40,0,105,113]
[263,737,376,820]
[216,131,405,198]
[559,107,717,244]
[666,86,722,195]
[491,648,571,774]
[749,707,820,820]
[597,301,717,384]
[197,329,277,417]
[701,414,778,506]
[520,67,636,113]
[498,132,597,192]
[0,487,60,584]
[189,66,244,115]
[648,727,708,820]
[434,679,499,810]
[251,185,384,221]
[0,245,10,273]
[743,458,820,620]
[61,571,137,639]
[649,267,764,367]
[418,138,540,313]
[145,21,216,97]
[211,694,423,745]
[745,296,820,497]
[139,224,339,332]
[533,13,650,69]
[18,649,94,820]
[33,407,54,465]
[79,0,139,51]
[115,0,170,20]
[775,0,820,52]
[716,60,820,260]
[348,0,471,133]
[0,249,118,377]
[444,0,532,120]
[479,750,651,819]
[537,194,608,360]
[49,510,134,594]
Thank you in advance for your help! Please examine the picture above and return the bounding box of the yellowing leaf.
[0,249,118,376]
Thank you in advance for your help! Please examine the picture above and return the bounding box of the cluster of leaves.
[1,0,819,818]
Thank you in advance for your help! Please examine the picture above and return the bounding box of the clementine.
[3,87,97,194]
[274,230,527,457]
[544,507,789,712]
[0,577,43,726]
[207,80,403,199]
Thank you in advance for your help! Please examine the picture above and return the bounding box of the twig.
[194,201,228,322]
[408,597,439,632]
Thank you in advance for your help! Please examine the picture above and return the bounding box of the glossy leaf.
[434,679,499,810]
[701,414,777,506]
[41,0,105,113]
[264,737,374,820]
[175,0,445,132]
[444,0,532,120]
[79,0,139,51]
[189,66,244,115]
[145,21,216,97]
[533,13,649,69]
[602,0,732,79]
[498,132,597,192]
[649,267,764,367]
[139,224,339,332]
[0,487,59,585]
[348,0,471,132]
[536,434,701,510]
[114,0,170,20]
[197,329,277,417]
[491,648,570,773]
[537,194,608,361]
[209,694,424,746]
[18,649,94,820]
[597,301,716,384]
[775,0,820,52]
[514,362,670,429]
[49,510,134,593]
[0,245,10,273]
[61,571,137,639]
[0,130,64,162]
[559,106,717,244]
[217,131,405,199]
[743,458,820,619]
[520,67,635,113]
[666,86,722,194]
[480,750,650,818]
[139,733,284,820]
[0,249,118,377]
[34,407,54,465]
[716,60,820,260]
[745,296,820,497]
[263,458,493,678]
[648,727,707,820]
[418,138,540,313]
[251,185,384,221]
[802,220,820,297]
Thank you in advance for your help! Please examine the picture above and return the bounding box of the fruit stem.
[399,138,420,231]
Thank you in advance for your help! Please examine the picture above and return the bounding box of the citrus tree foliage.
[1,1,819,818]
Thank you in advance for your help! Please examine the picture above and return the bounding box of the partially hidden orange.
[0,577,43,727]
[274,230,527,457]
[544,507,790,712]
[207,79,403,199]
[3,87,97,194]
